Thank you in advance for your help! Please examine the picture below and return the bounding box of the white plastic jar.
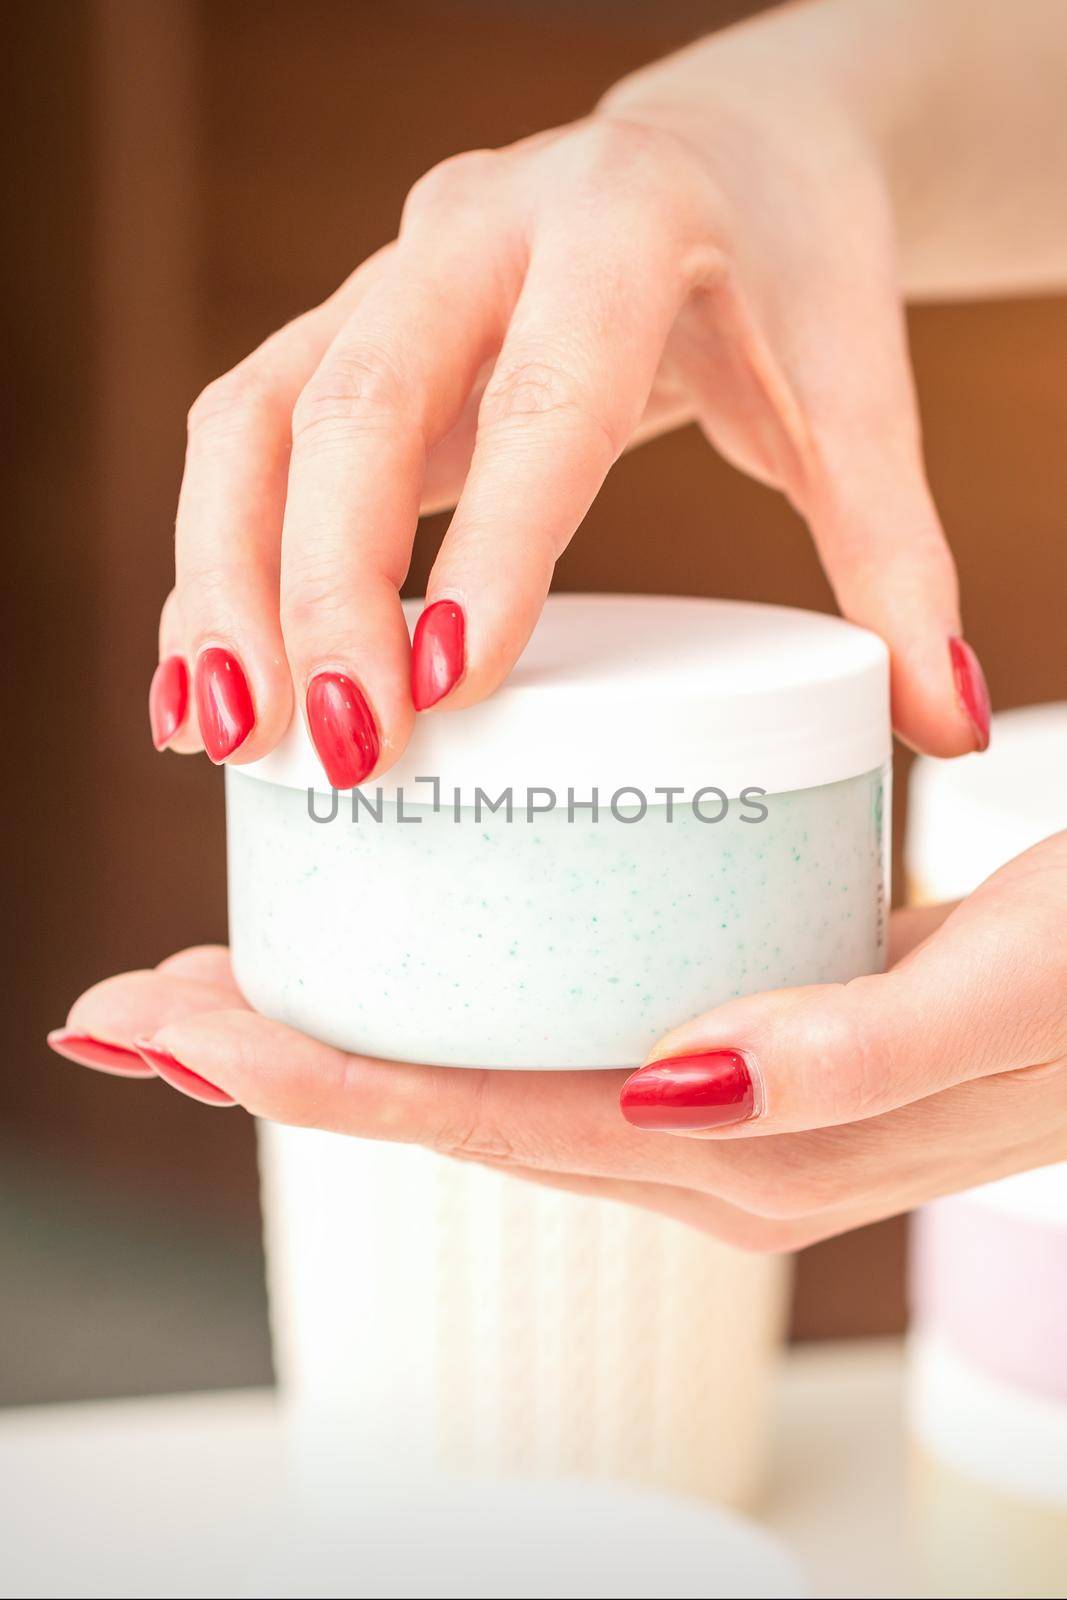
[228,595,890,1068]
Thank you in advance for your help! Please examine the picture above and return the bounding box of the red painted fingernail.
[195,647,255,761]
[47,1029,155,1079]
[306,672,379,789]
[411,600,465,711]
[149,655,189,750]
[133,1040,236,1107]
[620,1050,757,1131]
[949,638,991,752]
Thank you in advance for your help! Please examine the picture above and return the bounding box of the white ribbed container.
[236,596,890,1509]
[260,1129,791,1508]
[907,702,1067,1598]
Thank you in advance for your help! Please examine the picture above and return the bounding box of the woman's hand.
[50,833,1067,1250]
[149,20,1001,780]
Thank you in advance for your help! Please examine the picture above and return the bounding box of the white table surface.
[0,1339,912,1600]
[764,1339,912,1599]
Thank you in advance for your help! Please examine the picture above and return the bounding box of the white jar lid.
[907,702,1067,901]
[241,594,890,800]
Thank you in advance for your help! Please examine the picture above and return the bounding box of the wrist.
[595,0,944,269]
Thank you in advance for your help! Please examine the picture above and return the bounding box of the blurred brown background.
[5,0,1065,1403]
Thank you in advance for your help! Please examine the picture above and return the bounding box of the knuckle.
[480,358,623,458]
[436,1121,519,1165]
[173,558,252,627]
[427,1074,520,1166]
[832,982,892,1119]
[554,119,705,219]
[278,540,364,640]
[403,149,500,223]
[291,345,411,448]
[283,1051,361,1133]
[187,364,272,443]
[564,117,661,175]
[279,556,355,641]
[776,982,887,1126]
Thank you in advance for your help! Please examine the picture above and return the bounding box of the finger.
[419,362,692,517]
[128,1008,746,1195]
[128,1006,797,1217]
[154,944,243,995]
[150,589,199,754]
[783,250,987,759]
[621,834,1067,1138]
[48,961,242,1082]
[70,963,245,1107]
[804,426,989,760]
[280,235,518,786]
[173,251,395,767]
[712,1067,1067,1245]
[680,214,985,757]
[177,306,339,766]
[66,967,241,1042]
[409,212,690,712]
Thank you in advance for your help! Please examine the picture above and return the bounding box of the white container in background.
[910,1333,1067,1600]
[907,702,1067,1598]
[912,1165,1067,1402]
[906,701,1067,905]
[234,595,891,1509]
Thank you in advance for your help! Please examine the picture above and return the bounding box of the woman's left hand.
[50,832,1067,1250]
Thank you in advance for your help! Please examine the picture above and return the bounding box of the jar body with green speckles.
[226,761,889,1069]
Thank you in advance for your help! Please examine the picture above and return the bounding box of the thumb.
[620,835,1067,1138]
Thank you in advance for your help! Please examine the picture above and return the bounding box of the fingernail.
[149,655,189,750]
[47,1029,155,1079]
[949,638,991,752]
[306,672,379,789]
[133,1039,236,1107]
[620,1050,758,1131]
[194,647,255,761]
[411,600,465,711]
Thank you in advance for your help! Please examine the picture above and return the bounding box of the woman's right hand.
[150,13,993,786]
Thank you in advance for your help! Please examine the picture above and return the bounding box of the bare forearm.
[602,0,1067,300]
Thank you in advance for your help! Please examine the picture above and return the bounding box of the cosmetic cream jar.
[229,595,890,1066]
[237,595,890,1512]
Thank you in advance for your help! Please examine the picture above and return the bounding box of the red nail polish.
[411,601,465,711]
[949,638,991,752]
[133,1040,236,1107]
[620,1050,756,1131]
[306,672,379,789]
[149,655,189,750]
[47,1029,155,1079]
[195,647,255,761]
